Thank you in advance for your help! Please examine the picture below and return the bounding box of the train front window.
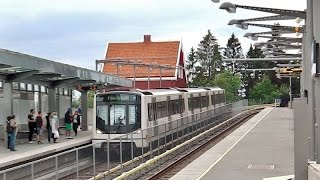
[110,105,126,126]
[96,93,141,134]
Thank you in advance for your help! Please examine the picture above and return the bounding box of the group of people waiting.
[6,108,82,151]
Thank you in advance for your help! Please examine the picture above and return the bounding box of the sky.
[0,0,306,70]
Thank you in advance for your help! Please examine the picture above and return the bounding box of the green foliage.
[186,47,197,86]
[211,71,241,102]
[223,33,243,59]
[250,76,289,103]
[242,44,265,97]
[195,30,222,81]
[71,90,95,108]
[87,91,95,108]
[223,33,244,73]
[72,90,80,108]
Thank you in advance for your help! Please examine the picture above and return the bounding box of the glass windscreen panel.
[96,93,141,134]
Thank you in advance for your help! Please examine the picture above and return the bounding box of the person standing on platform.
[28,109,37,143]
[77,107,82,129]
[8,115,18,151]
[51,111,59,143]
[6,116,11,149]
[72,111,80,136]
[64,108,73,139]
[35,111,43,144]
[46,112,52,143]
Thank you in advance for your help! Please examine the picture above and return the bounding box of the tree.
[72,90,80,108]
[223,33,244,72]
[186,47,197,86]
[195,30,222,82]
[211,71,241,102]
[250,76,288,103]
[72,90,95,108]
[242,44,265,97]
[87,91,95,108]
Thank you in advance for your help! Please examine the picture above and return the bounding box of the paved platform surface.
[0,131,92,167]
[170,107,294,180]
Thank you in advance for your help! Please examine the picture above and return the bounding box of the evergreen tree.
[195,30,222,83]
[243,44,265,97]
[223,33,244,72]
[186,47,197,86]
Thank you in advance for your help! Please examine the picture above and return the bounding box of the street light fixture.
[219,2,306,18]
[229,21,304,32]
[246,35,302,43]
[211,0,220,3]
[244,31,298,38]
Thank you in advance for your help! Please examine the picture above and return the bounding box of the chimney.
[144,35,151,43]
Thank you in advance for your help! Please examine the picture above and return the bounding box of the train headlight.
[96,129,103,134]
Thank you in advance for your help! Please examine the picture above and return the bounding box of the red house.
[103,35,187,89]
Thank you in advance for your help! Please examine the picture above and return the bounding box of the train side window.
[179,98,185,113]
[148,103,153,121]
[156,101,168,119]
[193,96,200,110]
[211,95,214,105]
[156,102,162,119]
[153,102,157,120]
[163,101,168,117]
[188,98,192,111]
[169,100,179,116]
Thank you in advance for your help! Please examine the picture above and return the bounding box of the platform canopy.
[0,49,132,88]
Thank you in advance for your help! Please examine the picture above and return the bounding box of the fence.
[0,100,250,180]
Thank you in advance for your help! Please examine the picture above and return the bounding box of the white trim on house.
[127,76,177,81]
[180,39,188,82]
[174,40,181,80]
[102,42,109,72]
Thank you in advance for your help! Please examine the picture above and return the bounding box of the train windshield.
[96,93,141,134]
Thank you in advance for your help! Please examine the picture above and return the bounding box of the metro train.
[93,87,228,151]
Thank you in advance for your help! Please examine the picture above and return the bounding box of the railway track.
[60,107,262,180]
[144,111,258,180]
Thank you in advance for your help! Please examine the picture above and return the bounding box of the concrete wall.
[308,164,320,180]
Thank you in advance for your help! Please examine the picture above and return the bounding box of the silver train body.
[93,87,226,148]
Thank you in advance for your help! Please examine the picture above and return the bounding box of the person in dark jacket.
[6,116,11,149]
[72,111,81,136]
[46,112,52,143]
[65,108,73,139]
[28,109,37,143]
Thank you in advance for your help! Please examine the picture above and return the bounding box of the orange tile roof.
[103,36,180,78]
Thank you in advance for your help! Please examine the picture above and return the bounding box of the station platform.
[171,107,294,180]
[0,131,92,168]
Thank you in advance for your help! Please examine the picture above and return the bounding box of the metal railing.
[0,100,249,180]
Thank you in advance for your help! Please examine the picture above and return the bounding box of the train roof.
[177,87,223,93]
[202,87,224,91]
[99,87,224,96]
[139,88,182,96]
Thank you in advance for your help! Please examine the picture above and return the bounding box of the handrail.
[0,99,252,178]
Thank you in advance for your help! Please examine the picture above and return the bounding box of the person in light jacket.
[50,111,59,143]
[8,115,18,151]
